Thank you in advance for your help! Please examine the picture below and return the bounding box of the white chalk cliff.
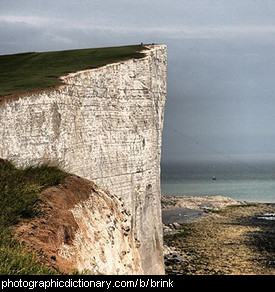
[0,45,167,275]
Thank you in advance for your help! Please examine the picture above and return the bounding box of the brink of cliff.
[0,44,146,97]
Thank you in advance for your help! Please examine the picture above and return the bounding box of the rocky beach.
[162,195,275,275]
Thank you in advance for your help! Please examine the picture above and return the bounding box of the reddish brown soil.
[15,175,97,273]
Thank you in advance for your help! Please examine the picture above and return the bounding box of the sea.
[161,161,275,203]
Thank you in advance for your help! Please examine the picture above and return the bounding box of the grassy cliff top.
[0,45,146,97]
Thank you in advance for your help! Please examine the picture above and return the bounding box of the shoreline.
[162,194,243,230]
[162,194,275,275]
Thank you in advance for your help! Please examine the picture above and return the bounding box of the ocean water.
[161,161,275,203]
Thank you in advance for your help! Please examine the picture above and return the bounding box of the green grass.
[0,45,146,96]
[0,159,68,274]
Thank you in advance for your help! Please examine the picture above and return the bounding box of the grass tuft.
[0,159,68,274]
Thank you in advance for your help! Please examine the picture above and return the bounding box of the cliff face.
[16,176,142,275]
[0,45,167,274]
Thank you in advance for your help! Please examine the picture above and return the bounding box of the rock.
[171,222,181,229]
[162,195,242,211]
[16,176,143,275]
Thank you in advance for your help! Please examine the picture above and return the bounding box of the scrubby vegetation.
[0,45,145,96]
[0,159,68,274]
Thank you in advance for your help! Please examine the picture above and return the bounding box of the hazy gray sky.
[1,0,275,163]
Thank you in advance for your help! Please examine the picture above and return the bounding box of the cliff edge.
[0,44,167,274]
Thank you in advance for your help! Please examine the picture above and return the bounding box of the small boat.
[212,176,216,181]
